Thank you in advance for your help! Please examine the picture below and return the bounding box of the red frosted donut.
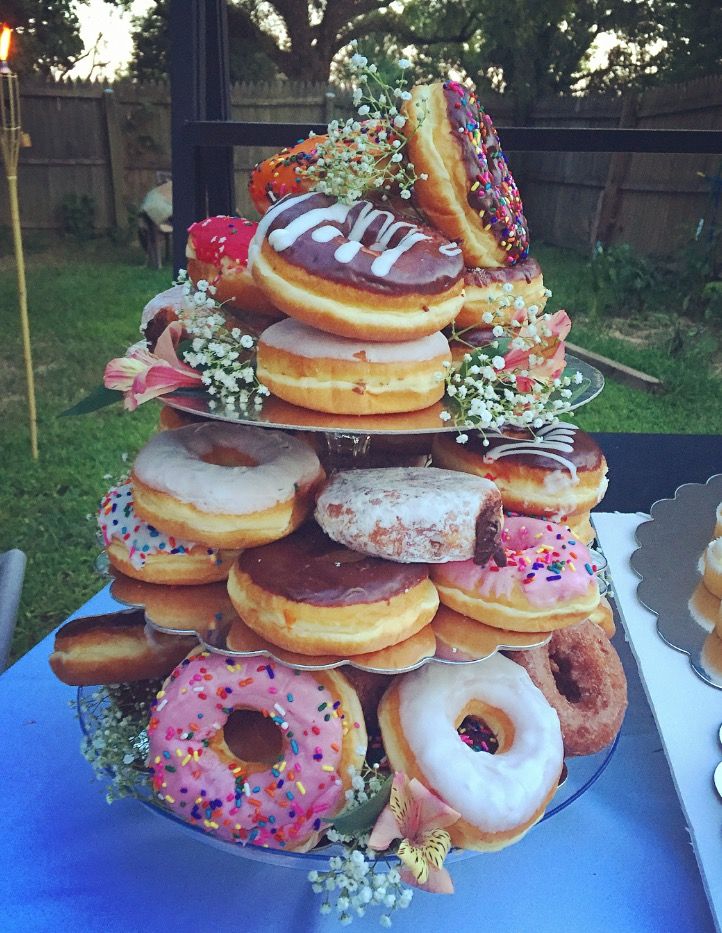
[248,192,465,341]
[248,137,321,215]
[186,215,281,316]
[403,81,528,268]
[510,619,627,756]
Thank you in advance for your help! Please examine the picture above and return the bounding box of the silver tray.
[163,355,603,435]
[631,473,722,689]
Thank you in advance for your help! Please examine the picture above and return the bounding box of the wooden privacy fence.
[3,75,721,256]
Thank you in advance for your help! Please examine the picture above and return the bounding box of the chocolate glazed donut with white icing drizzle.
[248,192,465,341]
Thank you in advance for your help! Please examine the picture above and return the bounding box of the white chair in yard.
[0,549,26,672]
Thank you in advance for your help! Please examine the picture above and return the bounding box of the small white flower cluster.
[441,284,585,438]
[176,272,269,413]
[307,764,412,925]
[306,42,427,203]
[77,683,156,804]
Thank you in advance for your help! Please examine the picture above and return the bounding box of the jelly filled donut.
[147,651,367,851]
[403,81,528,268]
[457,258,547,328]
[510,619,627,756]
[99,481,239,584]
[227,523,439,656]
[131,423,325,549]
[248,192,465,341]
[257,318,451,415]
[378,653,563,850]
[186,216,281,316]
[314,467,504,564]
[432,422,608,524]
[431,516,600,632]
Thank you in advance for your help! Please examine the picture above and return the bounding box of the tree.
[2,0,85,75]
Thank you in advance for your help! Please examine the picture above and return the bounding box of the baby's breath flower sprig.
[76,682,158,803]
[306,43,427,203]
[175,272,270,414]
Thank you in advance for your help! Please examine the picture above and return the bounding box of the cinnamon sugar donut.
[457,259,547,328]
[378,653,563,850]
[257,318,450,415]
[431,516,600,632]
[403,81,528,268]
[186,216,281,316]
[432,423,608,522]
[227,523,439,656]
[314,467,504,564]
[510,619,627,756]
[248,192,465,341]
[131,423,325,549]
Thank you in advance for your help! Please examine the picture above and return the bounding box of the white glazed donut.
[703,538,722,599]
[257,318,451,415]
[131,423,325,548]
[314,467,504,564]
[378,653,563,850]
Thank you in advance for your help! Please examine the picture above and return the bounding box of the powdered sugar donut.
[186,215,281,316]
[98,481,238,584]
[315,467,504,564]
[378,653,563,850]
[248,192,465,341]
[147,651,367,851]
[131,423,325,549]
[431,516,600,632]
[257,318,451,415]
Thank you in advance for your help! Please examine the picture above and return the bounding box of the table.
[2,433,722,932]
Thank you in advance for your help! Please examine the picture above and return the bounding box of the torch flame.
[0,25,12,63]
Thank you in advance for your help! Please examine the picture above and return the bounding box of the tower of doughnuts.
[50,73,627,896]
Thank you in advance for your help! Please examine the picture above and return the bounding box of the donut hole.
[218,708,284,768]
[200,446,258,469]
[549,650,582,703]
[456,701,511,754]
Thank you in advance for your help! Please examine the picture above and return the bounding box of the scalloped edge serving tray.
[631,473,722,689]
[163,355,603,434]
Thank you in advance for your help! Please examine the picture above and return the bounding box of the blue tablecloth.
[1,586,716,932]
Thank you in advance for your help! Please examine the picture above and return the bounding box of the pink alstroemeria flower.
[104,321,202,411]
[368,772,460,894]
[503,309,571,394]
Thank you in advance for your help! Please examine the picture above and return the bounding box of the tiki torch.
[1,24,38,459]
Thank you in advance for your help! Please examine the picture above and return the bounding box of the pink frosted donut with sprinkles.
[147,651,367,851]
[98,481,239,585]
[431,516,600,632]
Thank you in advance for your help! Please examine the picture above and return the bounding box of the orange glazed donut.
[256,318,451,415]
[510,619,627,756]
[186,216,281,316]
[457,258,548,328]
[227,523,440,656]
[131,423,325,549]
[378,653,563,851]
[248,192,465,341]
[431,516,600,632]
[432,423,609,522]
[403,81,529,268]
[248,136,321,215]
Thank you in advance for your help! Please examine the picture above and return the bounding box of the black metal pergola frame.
[169,0,722,274]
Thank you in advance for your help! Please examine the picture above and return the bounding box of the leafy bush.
[589,242,660,316]
[58,193,96,241]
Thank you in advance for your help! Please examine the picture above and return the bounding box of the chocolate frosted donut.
[227,523,439,656]
[433,423,608,522]
[314,467,504,565]
[403,81,528,268]
[248,192,465,341]
[457,257,548,328]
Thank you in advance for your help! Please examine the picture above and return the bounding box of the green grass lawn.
[1,236,720,660]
